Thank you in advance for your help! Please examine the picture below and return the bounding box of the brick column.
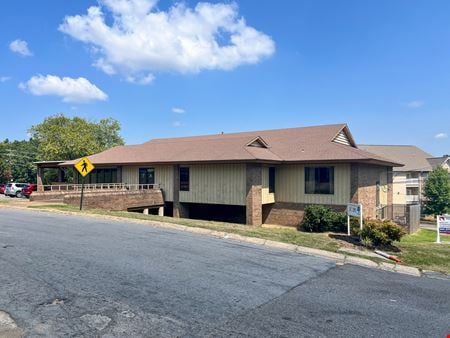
[246,163,262,226]
[172,165,181,218]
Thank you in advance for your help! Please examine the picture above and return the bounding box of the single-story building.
[38,124,402,226]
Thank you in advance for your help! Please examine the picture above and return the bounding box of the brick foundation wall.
[64,190,164,211]
[30,192,66,202]
[263,202,346,227]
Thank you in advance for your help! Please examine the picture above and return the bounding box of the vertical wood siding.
[262,166,275,204]
[179,164,246,205]
[122,165,174,201]
[276,164,350,205]
[379,168,388,206]
[393,173,407,205]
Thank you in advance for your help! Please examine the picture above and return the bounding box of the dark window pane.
[139,168,155,186]
[269,167,275,193]
[180,167,190,191]
[305,167,334,194]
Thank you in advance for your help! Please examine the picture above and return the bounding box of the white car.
[5,183,28,197]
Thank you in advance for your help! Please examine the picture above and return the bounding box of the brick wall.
[263,202,346,227]
[351,164,394,220]
[64,190,164,211]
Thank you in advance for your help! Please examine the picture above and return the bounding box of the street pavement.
[0,208,449,337]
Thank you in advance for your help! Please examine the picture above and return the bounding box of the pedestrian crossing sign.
[74,157,95,177]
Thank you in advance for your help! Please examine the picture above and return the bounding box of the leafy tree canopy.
[423,166,450,215]
[28,114,124,161]
[0,139,39,183]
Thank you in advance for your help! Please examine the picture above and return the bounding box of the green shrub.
[300,205,348,233]
[360,220,406,247]
[301,205,332,232]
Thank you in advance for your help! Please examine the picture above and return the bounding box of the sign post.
[347,203,363,237]
[436,215,450,244]
[74,157,95,211]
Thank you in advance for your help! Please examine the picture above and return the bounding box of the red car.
[0,184,5,194]
[22,184,37,198]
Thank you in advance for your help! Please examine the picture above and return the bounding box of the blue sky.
[1,0,449,156]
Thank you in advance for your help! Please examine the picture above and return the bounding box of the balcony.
[405,178,420,187]
[405,195,420,204]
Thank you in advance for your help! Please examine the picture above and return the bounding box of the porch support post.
[37,166,44,192]
[57,167,63,183]
[158,206,164,216]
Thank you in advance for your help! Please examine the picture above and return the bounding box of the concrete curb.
[0,204,428,278]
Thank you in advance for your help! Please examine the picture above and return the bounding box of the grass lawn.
[16,202,450,274]
[395,229,450,273]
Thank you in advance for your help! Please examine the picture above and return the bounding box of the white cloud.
[172,107,186,114]
[0,76,11,82]
[59,0,275,82]
[435,133,448,139]
[19,75,108,103]
[9,39,33,56]
[407,100,424,108]
[125,73,155,85]
[173,121,183,127]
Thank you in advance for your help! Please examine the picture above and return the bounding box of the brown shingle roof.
[358,145,433,172]
[62,124,401,166]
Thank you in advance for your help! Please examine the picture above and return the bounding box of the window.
[305,167,334,194]
[269,167,275,193]
[88,168,118,184]
[180,167,190,191]
[139,168,155,186]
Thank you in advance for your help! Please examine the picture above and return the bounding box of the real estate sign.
[347,203,362,217]
[347,203,363,236]
[436,215,450,243]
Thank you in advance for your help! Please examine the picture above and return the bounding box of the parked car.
[4,183,29,197]
[22,184,37,198]
[0,184,5,194]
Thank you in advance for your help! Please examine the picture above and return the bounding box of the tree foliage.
[0,114,124,184]
[423,166,450,215]
[28,114,124,161]
[0,139,39,183]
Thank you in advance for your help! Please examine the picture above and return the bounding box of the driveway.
[0,208,449,337]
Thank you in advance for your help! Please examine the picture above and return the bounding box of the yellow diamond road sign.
[75,157,95,177]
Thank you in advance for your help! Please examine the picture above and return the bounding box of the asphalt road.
[0,208,449,337]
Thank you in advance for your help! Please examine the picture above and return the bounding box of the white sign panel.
[437,215,450,243]
[347,203,362,217]
[347,203,363,236]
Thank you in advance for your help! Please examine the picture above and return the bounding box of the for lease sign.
[438,215,450,235]
[347,203,362,217]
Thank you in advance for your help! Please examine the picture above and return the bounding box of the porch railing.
[38,183,160,192]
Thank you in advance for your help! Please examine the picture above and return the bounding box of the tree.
[28,114,124,160]
[423,166,450,215]
[0,139,39,183]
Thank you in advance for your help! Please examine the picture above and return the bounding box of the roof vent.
[246,136,269,148]
[333,129,352,146]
